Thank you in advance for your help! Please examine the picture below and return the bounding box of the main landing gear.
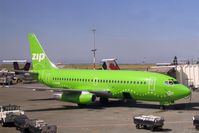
[99,97,109,104]
[160,105,166,110]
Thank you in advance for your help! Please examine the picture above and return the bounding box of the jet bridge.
[176,65,199,90]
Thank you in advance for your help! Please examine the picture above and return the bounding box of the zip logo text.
[32,53,45,62]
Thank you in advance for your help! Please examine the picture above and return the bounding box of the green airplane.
[27,33,191,108]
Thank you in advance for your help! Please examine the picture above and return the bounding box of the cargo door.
[46,73,51,84]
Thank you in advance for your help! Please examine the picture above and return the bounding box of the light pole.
[91,29,97,70]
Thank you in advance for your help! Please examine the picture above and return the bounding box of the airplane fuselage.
[35,68,189,105]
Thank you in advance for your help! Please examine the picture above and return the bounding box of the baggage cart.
[193,115,199,130]
[28,119,57,133]
[14,114,30,133]
[133,115,164,131]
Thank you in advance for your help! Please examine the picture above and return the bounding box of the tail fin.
[13,62,20,70]
[23,62,31,71]
[13,62,30,71]
[28,33,57,70]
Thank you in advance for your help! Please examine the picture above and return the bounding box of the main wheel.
[99,97,109,104]
[196,125,199,130]
[150,126,155,131]
[1,121,6,127]
[160,105,166,110]
[158,126,163,130]
[136,124,141,129]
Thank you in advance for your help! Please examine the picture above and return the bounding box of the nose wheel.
[160,105,166,110]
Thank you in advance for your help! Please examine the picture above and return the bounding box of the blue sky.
[1,0,199,64]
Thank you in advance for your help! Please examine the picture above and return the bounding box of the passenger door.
[148,78,156,92]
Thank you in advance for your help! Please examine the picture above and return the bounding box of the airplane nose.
[173,85,191,100]
[182,86,191,97]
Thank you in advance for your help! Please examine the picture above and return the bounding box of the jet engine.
[53,91,96,104]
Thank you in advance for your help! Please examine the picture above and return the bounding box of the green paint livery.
[28,33,191,106]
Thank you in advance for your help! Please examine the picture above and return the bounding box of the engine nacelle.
[54,92,96,104]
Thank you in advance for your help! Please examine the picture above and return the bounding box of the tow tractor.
[0,104,24,126]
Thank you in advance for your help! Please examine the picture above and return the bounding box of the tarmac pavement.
[0,83,199,133]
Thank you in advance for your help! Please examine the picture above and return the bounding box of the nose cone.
[179,86,191,98]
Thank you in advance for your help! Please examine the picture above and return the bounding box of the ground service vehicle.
[133,115,164,131]
[0,105,24,126]
[14,114,30,133]
[28,119,57,133]
[193,115,199,130]
[0,76,13,85]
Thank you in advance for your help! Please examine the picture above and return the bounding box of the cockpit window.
[164,80,173,85]
[164,80,179,85]
[173,81,179,84]
[168,80,174,85]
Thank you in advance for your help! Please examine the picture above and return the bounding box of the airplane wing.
[15,85,112,97]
